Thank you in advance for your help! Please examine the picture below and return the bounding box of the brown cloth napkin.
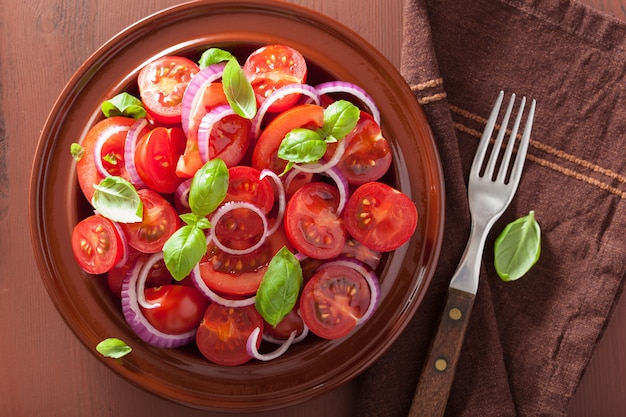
[356,0,626,416]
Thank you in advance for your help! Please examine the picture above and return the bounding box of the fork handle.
[407,288,475,417]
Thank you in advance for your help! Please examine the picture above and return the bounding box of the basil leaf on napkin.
[494,210,541,281]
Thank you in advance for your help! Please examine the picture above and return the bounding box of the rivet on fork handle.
[408,289,475,417]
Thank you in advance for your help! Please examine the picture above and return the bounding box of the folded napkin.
[356,0,626,416]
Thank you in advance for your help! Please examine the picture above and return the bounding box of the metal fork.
[408,91,536,417]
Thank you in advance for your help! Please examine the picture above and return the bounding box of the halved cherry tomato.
[196,304,264,366]
[107,250,172,297]
[140,285,210,335]
[76,116,137,202]
[326,111,392,185]
[71,214,124,274]
[204,114,251,167]
[119,189,180,253]
[138,56,200,124]
[134,126,186,194]
[284,182,346,260]
[243,44,307,112]
[344,182,418,252]
[251,104,324,174]
[299,264,371,339]
[264,308,305,340]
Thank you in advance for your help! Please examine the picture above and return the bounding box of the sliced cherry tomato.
[177,82,229,178]
[71,214,124,275]
[134,126,186,194]
[243,44,307,112]
[326,111,392,185]
[344,182,418,252]
[137,56,200,124]
[107,251,172,297]
[76,116,136,202]
[341,237,382,270]
[251,104,324,174]
[140,285,210,335]
[264,308,305,340]
[119,189,180,253]
[299,264,371,339]
[196,304,264,366]
[204,114,251,167]
[284,182,346,260]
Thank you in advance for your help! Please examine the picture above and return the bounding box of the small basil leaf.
[179,212,211,229]
[102,153,118,165]
[96,338,132,359]
[163,224,208,281]
[91,176,143,223]
[199,48,237,68]
[222,58,257,119]
[278,128,327,164]
[322,100,360,142]
[188,158,229,217]
[71,143,84,161]
[255,247,303,326]
[101,92,146,119]
[494,210,541,281]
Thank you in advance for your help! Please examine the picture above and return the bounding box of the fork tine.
[496,95,526,182]
[470,90,504,178]
[484,93,516,180]
[507,98,536,186]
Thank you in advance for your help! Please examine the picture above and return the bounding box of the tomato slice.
[71,214,124,274]
[134,126,186,194]
[119,189,180,253]
[76,116,136,202]
[140,285,210,335]
[204,113,252,167]
[264,308,305,340]
[299,264,371,339]
[326,111,392,185]
[344,182,418,252]
[196,304,264,366]
[284,182,346,260]
[251,104,324,174]
[243,44,307,112]
[138,56,200,124]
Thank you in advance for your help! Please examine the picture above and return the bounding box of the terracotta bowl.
[29,0,444,412]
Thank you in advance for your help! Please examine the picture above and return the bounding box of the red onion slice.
[121,258,196,348]
[197,104,237,163]
[246,327,297,361]
[318,258,380,325]
[315,81,381,126]
[189,264,256,307]
[110,219,130,268]
[174,178,192,210]
[262,309,310,345]
[136,252,165,309]
[181,63,226,136]
[322,166,349,215]
[250,83,320,141]
[123,118,149,188]
[259,169,285,236]
[93,124,131,178]
[208,201,268,255]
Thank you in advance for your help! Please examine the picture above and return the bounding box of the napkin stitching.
[409,78,448,104]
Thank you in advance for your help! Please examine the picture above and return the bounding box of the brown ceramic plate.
[29,0,444,412]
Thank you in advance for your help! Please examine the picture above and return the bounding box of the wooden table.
[1,0,624,416]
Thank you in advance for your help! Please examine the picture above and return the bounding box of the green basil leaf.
[222,58,257,119]
[322,100,360,142]
[494,210,541,281]
[91,176,143,223]
[277,128,327,164]
[96,338,132,359]
[255,247,303,326]
[188,158,229,217]
[179,212,211,229]
[102,153,118,165]
[101,92,146,119]
[70,143,84,161]
[199,48,236,68]
[163,224,208,281]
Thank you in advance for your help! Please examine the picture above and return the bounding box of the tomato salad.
[70,44,418,366]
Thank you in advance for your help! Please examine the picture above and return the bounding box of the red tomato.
[71,214,124,275]
[299,264,371,339]
[204,114,252,167]
[137,56,200,124]
[326,111,392,185]
[284,182,346,260]
[140,285,209,335]
[196,304,264,366]
[134,126,186,194]
[119,189,180,253]
[344,182,418,252]
[243,44,307,112]
[76,116,136,202]
[177,82,229,178]
[264,308,305,340]
[107,251,172,297]
[251,104,324,174]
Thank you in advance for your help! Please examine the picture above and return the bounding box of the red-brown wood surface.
[0,1,624,416]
